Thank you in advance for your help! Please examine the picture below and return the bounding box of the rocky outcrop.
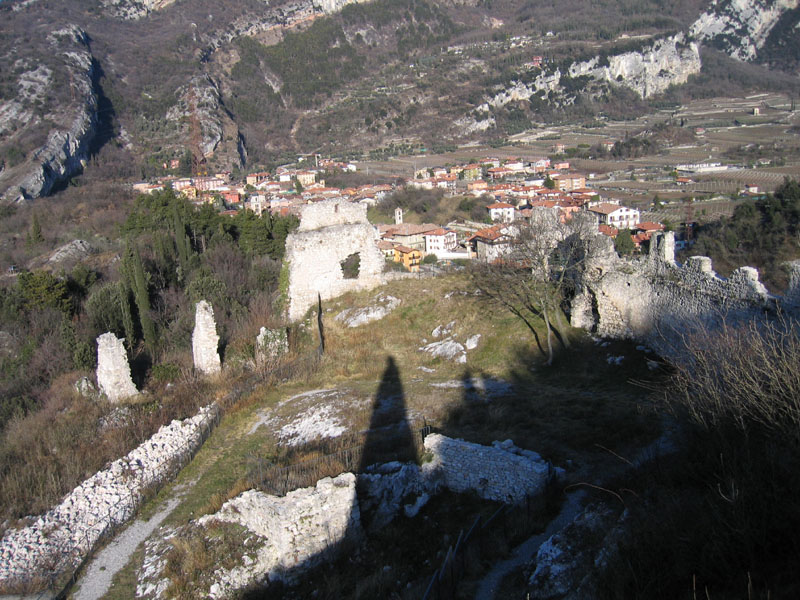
[100,0,178,20]
[527,504,623,600]
[334,293,401,327]
[96,332,138,402]
[423,435,552,504]
[0,25,99,202]
[690,0,800,61]
[569,33,701,99]
[192,300,221,375]
[480,33,700,111]
[0,404,219,589]
[166,75,228,160]
[138,473,361,599]
[256,326,288,366]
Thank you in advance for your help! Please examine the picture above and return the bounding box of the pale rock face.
[312,0,372,14]
[192,300,221,375]
[480,33,700,112]
[194,473,362,597]
[0,25,98,202]
[100,0,178,20]
[690,0,800,61]
[96,332,138,402]
[165,75,226,159]
[569,33,701,98]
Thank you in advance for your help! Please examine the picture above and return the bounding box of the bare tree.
[470,209,600,365]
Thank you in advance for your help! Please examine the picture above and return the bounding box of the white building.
[487,202,516,223]
[424,228,458,254]
[588,203,640,230]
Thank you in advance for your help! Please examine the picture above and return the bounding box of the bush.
[602,315,800,598]
[422,253,438,264]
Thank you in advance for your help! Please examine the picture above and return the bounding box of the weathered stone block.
[96,332,138,402]
[192,300,221,375]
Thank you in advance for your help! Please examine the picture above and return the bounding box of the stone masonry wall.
[96,332,138,402]
[570,231,779,351]
[286,201,385,322]
[0,404,219,588]
[423,434,551,503]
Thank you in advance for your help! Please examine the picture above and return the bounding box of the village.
[132,153,679,272]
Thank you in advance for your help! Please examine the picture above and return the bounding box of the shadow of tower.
[359,356,416,471]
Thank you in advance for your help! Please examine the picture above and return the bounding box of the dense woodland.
[683,178,800,291]
[0,189,297,431]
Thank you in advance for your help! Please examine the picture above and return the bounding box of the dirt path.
[69,491,188,600]
[473,490,586,600]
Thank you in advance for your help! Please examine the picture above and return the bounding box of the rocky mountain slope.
[0,0,798,201]
[0,24,98,202]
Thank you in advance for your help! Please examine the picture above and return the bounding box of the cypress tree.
[122,242,157,355]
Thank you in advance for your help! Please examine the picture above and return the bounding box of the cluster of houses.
[132,154,662,272]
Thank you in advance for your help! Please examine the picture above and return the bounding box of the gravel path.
[70,495,184,600]
[473,490,586,600]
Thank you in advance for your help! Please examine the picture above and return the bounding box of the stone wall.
[569,231,781,351]
[285,201,385,322]
[423,434,551,504]
[192,300,221,375]
[0,404,219,589]
[96,332,138,402]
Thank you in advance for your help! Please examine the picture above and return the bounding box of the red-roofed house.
[468,224,516,262]
[424,228,458,254]
[588,203,640,229]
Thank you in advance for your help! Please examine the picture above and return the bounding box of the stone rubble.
[0,404,219,588]
[192,300,221,375]
[96,332,138,402]
[423,434,551,504]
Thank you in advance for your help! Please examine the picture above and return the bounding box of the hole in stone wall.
[340,252,361,279]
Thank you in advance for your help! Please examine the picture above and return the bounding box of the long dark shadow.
[359,355,415,472]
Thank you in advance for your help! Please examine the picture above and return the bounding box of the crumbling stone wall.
[423,434,551,503]
[96,332,138,402]
[192,300,221,375]
[570,231,779,350]
[0,404,219,588]
[285,201,385,322]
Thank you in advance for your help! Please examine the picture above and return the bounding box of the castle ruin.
[285,200,385,322]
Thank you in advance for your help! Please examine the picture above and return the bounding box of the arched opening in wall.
[340,252,361,279]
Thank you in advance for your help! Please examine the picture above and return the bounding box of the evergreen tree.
[122,242,157,355]
[615,229,635,255]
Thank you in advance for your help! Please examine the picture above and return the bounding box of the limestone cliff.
[0,25,98,202]
[569,34,701,99]
[166,75,241,164]
[479,33,701,113]
[99,0,178,20]
[690,0,800,61]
